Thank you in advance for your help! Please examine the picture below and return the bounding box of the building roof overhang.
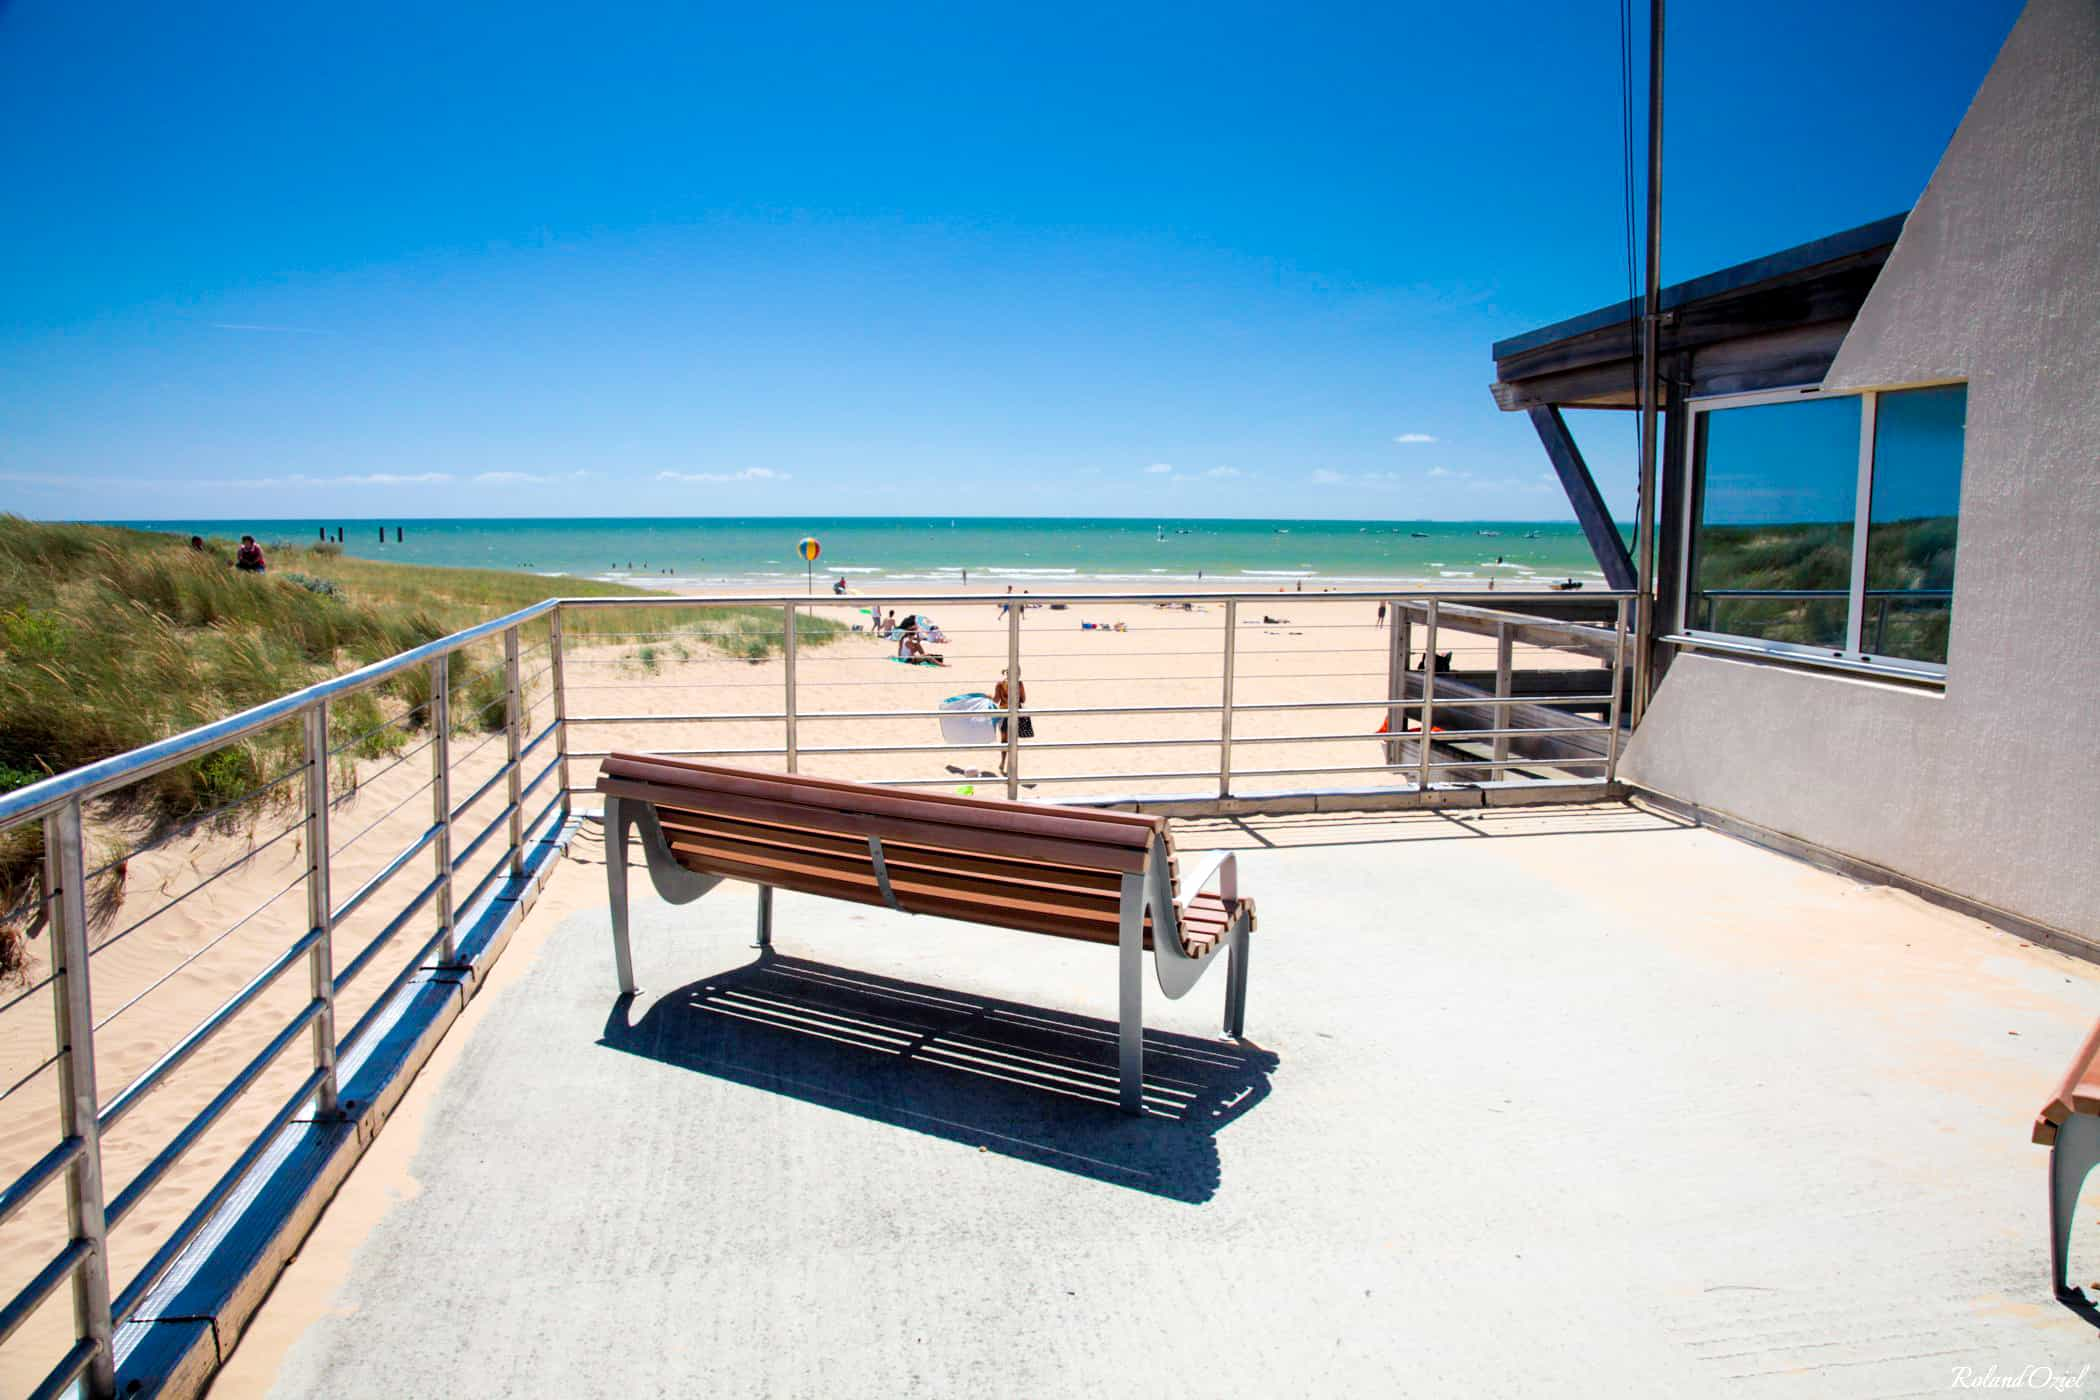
[1488,213,1907,411]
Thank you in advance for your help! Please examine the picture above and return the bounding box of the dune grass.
[0,517,840,972]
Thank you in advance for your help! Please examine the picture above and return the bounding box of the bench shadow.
[598,953,1277,1205]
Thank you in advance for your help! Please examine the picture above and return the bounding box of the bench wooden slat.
[605,753,1161,850]
[602,772,1152,875]
[657,808,1127,898]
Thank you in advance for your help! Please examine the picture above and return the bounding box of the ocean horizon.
[105,515,1620,589]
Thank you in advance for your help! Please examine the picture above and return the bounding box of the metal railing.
[0,587,1625,1394]
[0,601,564,1399]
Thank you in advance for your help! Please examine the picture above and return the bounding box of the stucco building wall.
[1621,0,2100,937]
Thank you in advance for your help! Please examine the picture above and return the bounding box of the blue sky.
[0,0,2019,523]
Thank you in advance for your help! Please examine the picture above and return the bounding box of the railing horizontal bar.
[519,752,561,806]
[98,925,326,1135]
[113,1064,329,1327]
[105,998,325,1230]
[331,824,442,926]
[0,599,560,830]
[27,1336,100,1400]
[326,696,432,760]
[329,772,436,857]
[554,590,1631,608]
[1427,756,1612,769]
[88,818,303,958]
[452,849,517,923]
[0,1237,91,1349]
[519,718,559,762]
[85,759,308,883]
[448,800,518,873]
[332,872,445,995]
[0,1136,83,1230]
[565,712,790,724]
[91,867,309,1034]
[448,760,518,825]
[334,924,455,1063]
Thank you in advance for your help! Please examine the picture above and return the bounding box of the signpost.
[798,535,821,594]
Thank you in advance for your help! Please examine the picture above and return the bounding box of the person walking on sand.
[1377,601,1387,627]
[235,535,267,573]
[993,668,1029,777]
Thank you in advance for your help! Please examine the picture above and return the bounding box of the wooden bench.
[2034,1019,2100,1298]
[596,754,1257,1114]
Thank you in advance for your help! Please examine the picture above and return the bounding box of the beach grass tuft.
[0,517,839,971]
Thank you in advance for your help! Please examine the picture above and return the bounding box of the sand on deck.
[0,580,1606,1387]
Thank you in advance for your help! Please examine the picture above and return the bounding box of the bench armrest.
[1182,849,1239,909]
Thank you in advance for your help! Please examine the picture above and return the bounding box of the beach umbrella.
[797,535,821,594]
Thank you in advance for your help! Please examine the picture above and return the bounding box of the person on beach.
[189,535,206,552]
[897,626,944,666]
[832,576,848,596]
[992,668,1030,776]
[234,535,267,573]
[1377,601,1387,627]
[997,585,1013,618]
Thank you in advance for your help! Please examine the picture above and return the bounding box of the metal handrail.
[0,586,1627,1397]
[0,600,558,829]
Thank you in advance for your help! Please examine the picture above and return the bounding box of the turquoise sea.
[110,517,1616,589]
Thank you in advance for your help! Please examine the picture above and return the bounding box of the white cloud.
[1143,463,1175,474]
[475,470,551,484]
[656,467,790,483]
[211,471,454,487]
[1426,465,1458,478]
[1393,432,1438,444]
[1310,469,1345,485]
[1201,466,1245,479]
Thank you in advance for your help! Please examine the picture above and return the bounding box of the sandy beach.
[0,579,1604,1386]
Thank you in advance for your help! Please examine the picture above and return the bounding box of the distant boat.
[1410,531,1429,538]
[1275,527,1290,534]
[1478,529,1501,537]
[1155,525,1166,542]
[1523,530,1540,539]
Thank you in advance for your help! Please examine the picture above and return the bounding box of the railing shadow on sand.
[597,953,1277,1205]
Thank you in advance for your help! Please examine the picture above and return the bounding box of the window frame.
[1675,381,1964,684]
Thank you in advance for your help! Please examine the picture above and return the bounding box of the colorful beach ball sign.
[798,536,822,562]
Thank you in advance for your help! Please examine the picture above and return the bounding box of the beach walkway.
[214,804,2100,1397]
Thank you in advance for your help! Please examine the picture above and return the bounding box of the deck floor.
[219,804,2100,1397]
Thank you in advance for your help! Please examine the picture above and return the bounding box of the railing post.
[1218,600,1238,798]
[300,707,340,1119]
[47,799,117,1399]
[1492,622,1514,768]
[783,604,799,774]
[1607,598,1629,785]
[1003,601,1022,800]
[549,607,571,820]
[429,655,456,963]
[1416,601,1440,792]
[503,627,524,877]
[1383,598,1405,771]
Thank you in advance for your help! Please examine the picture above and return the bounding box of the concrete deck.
[222,804,2100,1397]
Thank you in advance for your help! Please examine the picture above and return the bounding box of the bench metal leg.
[1118,872,1144,1115]
[1223,920,1251,1040]
[605,797,638,996]
[2052,1114,2100,1299]
[754,885,773,950]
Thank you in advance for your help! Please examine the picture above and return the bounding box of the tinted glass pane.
[1864,384,1964,664]
[1691,394,1861,649]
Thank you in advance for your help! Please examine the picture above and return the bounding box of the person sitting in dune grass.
[234,535,267,573]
